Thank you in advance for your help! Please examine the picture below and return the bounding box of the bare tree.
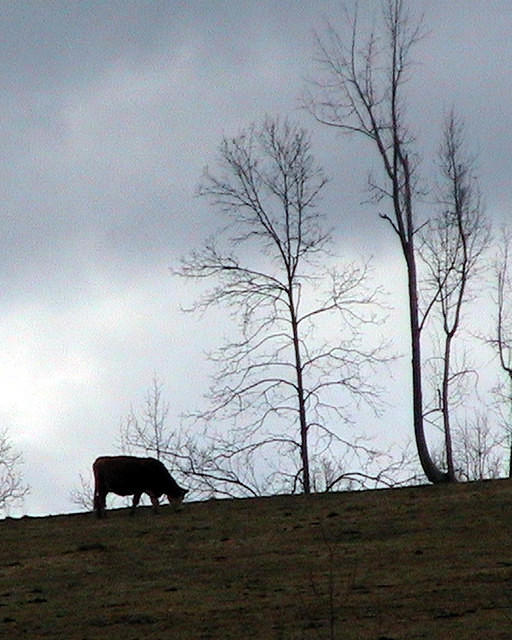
[117,376,246,500]
[453,413,507,481]
[419,112,490,479]
[175,117,390,495]
[488,226,512,476]
[69,472,94,511]
[0,428,29,513]
[120,375,172,460]
[306,0,456,482]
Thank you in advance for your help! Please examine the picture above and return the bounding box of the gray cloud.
[2,1,511,515]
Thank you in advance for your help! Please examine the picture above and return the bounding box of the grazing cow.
[93,455,187,518]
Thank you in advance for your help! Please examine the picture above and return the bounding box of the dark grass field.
[1,479,512,639]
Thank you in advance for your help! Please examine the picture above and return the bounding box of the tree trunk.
[406,247,450,484]
[289,287,311,494]
[508,435,512,479]
[441,335,456,481]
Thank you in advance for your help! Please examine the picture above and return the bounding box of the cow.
[93,455,187,518]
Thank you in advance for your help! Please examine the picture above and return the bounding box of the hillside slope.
[1,479,512,639]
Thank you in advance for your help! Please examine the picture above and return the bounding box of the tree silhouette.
[306,0,466,482]
[176,117,390,495]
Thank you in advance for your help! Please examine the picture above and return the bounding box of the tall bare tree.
[488,227,512,476]
[176,117,389,495]
[419,112,490,479]
[306,0,458,482]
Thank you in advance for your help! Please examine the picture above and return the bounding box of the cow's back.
[93,455,168,494]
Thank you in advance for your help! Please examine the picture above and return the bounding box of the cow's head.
[167,486,188,504]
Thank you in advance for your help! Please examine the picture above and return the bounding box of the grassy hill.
[1,479,512,639]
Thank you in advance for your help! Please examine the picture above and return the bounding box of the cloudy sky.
[2,1,512,516]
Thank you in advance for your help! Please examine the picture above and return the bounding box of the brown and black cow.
[93,455,187,518]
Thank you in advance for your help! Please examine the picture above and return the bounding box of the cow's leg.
[93,492,100,518]
[130,491,142,515]
[149,492,160,514]
[92,464,106,518]
[94,490,107,518]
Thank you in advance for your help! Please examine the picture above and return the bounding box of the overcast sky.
[2,1,512,516]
